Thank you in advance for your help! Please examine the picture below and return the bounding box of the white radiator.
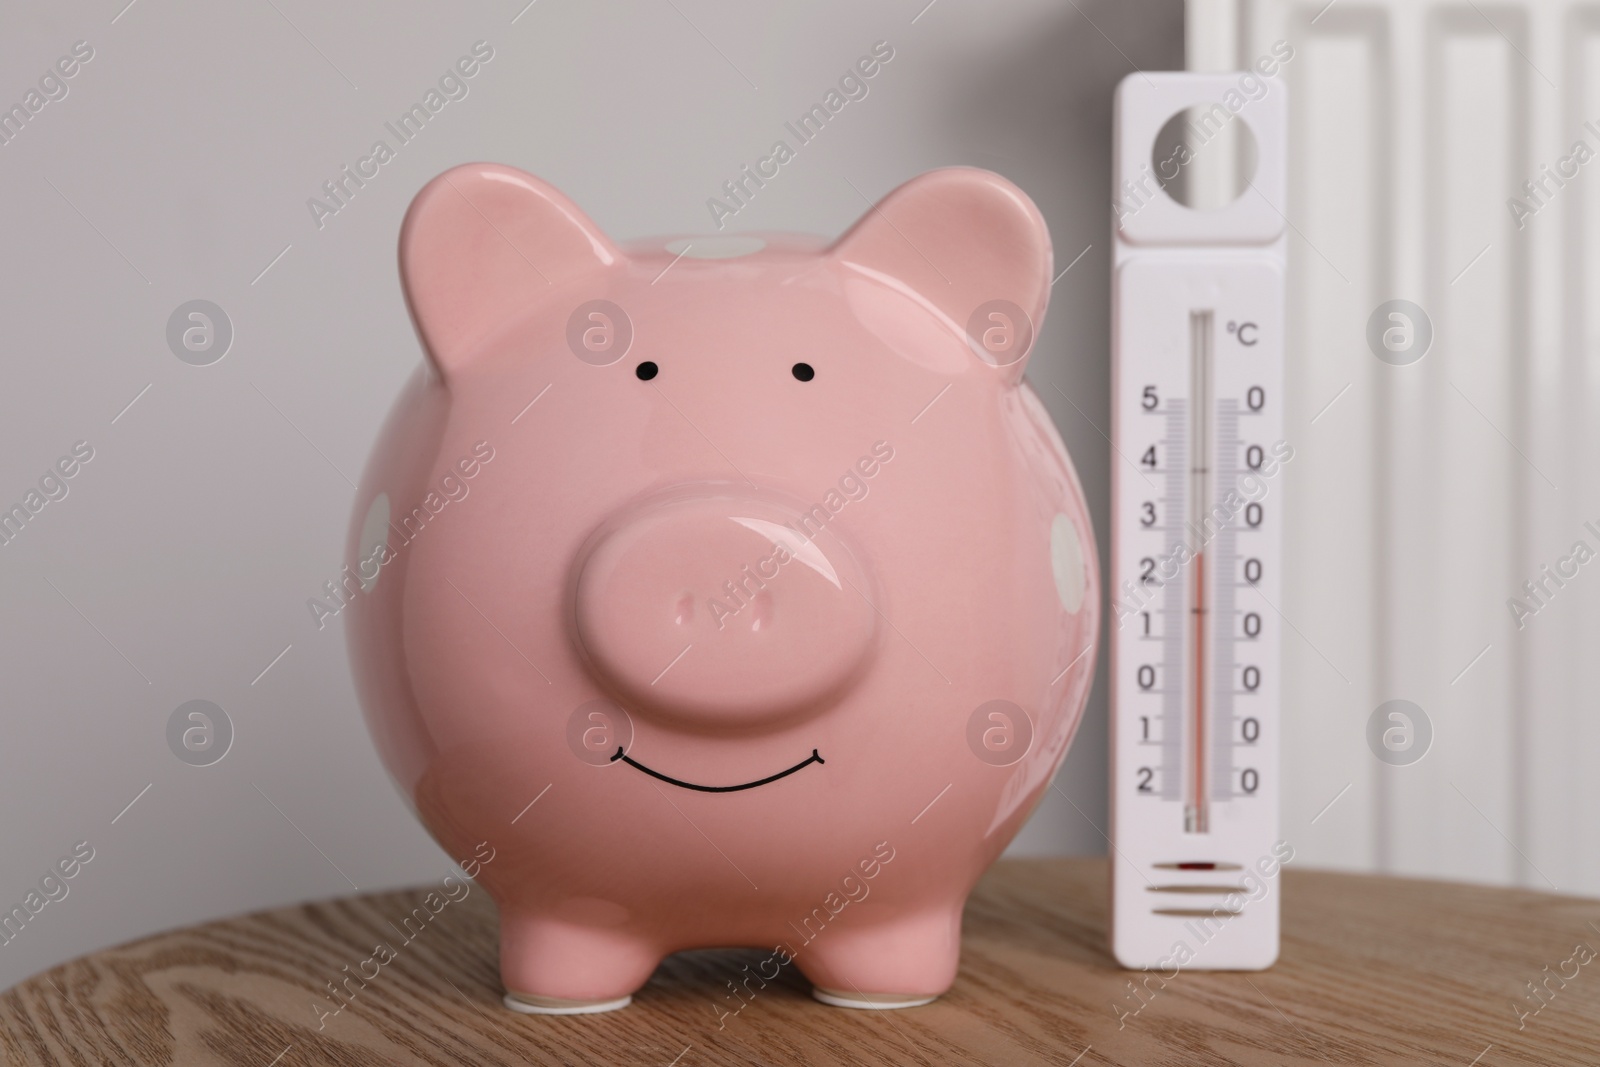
[1189,0,1600,892]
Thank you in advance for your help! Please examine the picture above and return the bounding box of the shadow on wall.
[921,0,1185,855]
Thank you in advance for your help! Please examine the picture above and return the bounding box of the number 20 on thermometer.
[1110,73,1287,970]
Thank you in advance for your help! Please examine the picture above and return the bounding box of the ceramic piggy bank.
[347,163,1099,1015]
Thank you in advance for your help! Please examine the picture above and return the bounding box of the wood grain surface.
[3,858,1597,1066]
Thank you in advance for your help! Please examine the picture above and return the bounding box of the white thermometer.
[1110,72,1287,971]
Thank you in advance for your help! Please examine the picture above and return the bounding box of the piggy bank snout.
[573,495,877,730]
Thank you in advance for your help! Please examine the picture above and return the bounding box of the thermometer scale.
[1110,73,1287,970]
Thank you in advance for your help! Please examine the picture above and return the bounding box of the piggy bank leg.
[796,906,961,1009]
[498,912,659,1014]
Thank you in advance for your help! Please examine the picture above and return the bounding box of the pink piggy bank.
[347,163,1099,1015]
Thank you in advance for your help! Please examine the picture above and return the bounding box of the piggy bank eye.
[791,362,815,382]
[636,361,659,381]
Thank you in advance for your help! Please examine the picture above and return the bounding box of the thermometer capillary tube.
[1186,309,1213,835]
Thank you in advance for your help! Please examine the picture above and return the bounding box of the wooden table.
[3,858,1597,1066]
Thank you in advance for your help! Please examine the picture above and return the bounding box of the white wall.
[0,0,1182,988]
[1199,0,1600,894]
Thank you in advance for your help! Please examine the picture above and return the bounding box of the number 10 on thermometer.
[1110,72,1288,970]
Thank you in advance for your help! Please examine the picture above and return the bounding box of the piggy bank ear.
[831,167,1051,383]
[400,163,619,380]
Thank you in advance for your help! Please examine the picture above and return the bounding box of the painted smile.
[609,747,824,792]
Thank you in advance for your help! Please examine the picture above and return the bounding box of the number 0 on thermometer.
[1110,72,1287,970]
